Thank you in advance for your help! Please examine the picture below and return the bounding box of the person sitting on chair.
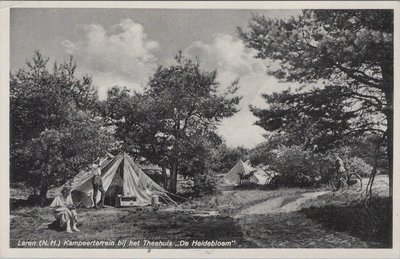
[50,186,80,233]
[92,163,105,208]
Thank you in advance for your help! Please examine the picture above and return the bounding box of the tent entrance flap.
[104,159,124,206]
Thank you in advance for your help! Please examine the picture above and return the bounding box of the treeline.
[223,134,387,189]
[10,9,393,202]
[204,9,392,192]
[10,51,241,203]
[238,9,393,194]
[11,54,115,203]
[198,9,392,193]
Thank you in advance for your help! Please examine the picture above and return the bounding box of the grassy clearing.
[10,206,252,248]
[10,175,391,248]
[236,212,380,248]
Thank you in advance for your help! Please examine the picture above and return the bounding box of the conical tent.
[223,159,254,186]
[69,152,167,207]
[223,160,271,186]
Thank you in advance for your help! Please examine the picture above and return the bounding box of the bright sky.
[11,8,301,148]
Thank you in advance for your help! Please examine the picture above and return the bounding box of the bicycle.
[328,172,363,191]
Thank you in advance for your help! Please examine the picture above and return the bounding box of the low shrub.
[191,172,218,196]
[268,146,321,188]
[345,156,373,177]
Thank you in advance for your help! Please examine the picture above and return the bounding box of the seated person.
[50,186,80,233]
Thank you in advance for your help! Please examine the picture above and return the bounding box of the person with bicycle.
[333,154,347,191]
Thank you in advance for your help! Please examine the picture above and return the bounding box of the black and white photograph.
[1,1,399,258]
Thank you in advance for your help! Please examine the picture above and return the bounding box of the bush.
[269,146,321,188]
[191,172,218,196]
[346,156,373,177]
[256,145,375,188]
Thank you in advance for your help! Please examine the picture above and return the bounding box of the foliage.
[239,10,393,194]
[193,143,251,195]
[271,145,376,188]
[250,85,385,152]
[103,53,240,193]
[191,172,219,196]
[345,156,373,178]
[239,10,393,84]
[10,51,114,201]
[209,145,249,174]
[346,135,388,174]
[267,146,321,188]
[248,138,281,166]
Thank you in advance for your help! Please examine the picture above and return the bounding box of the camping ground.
[8,7,394,252]
[10,175,391,248]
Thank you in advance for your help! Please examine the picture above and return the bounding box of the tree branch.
[334,62,382,89]
[348,91,384,107]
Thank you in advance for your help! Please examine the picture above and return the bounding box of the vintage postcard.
[0,1,399,258]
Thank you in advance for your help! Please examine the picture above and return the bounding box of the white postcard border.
[1,1,399,258]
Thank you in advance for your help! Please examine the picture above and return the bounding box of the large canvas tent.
[67,152,168,207]
[223,160,271,186]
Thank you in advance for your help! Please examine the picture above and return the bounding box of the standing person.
[50,186,80,233]
[92,163,105,209]
[334,154,347,191]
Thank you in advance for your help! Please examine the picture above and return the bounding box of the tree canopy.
[238,9,393,195]
[10,51,114,203]
[103,53,241,193]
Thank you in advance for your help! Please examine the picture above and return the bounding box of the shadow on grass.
[299,197,392,248]
[10,197,53,210]
[10,206,255,248]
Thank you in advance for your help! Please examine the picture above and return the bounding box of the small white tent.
[223,159,271,186]
[252,169,271,185]
[67,152,168,207]
[223,160,253,186]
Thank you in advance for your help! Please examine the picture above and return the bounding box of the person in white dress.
[50,186,80,233]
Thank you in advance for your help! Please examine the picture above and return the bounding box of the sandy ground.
[235,175,388,217]
[230,175,389,248]
[235,190,330,217]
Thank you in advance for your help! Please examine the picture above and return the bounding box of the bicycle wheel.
[347,173,363,191]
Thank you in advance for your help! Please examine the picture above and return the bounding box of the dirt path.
[232,189,380,248]
[235,190,329,217]
[234,175,389,218]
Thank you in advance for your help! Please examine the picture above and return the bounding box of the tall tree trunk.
[161,165,168,190]
[382,62,393,197]
[169,107,181,194]
[386,110,393,198]
[39,178,48,206]
[169,160,179,194]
